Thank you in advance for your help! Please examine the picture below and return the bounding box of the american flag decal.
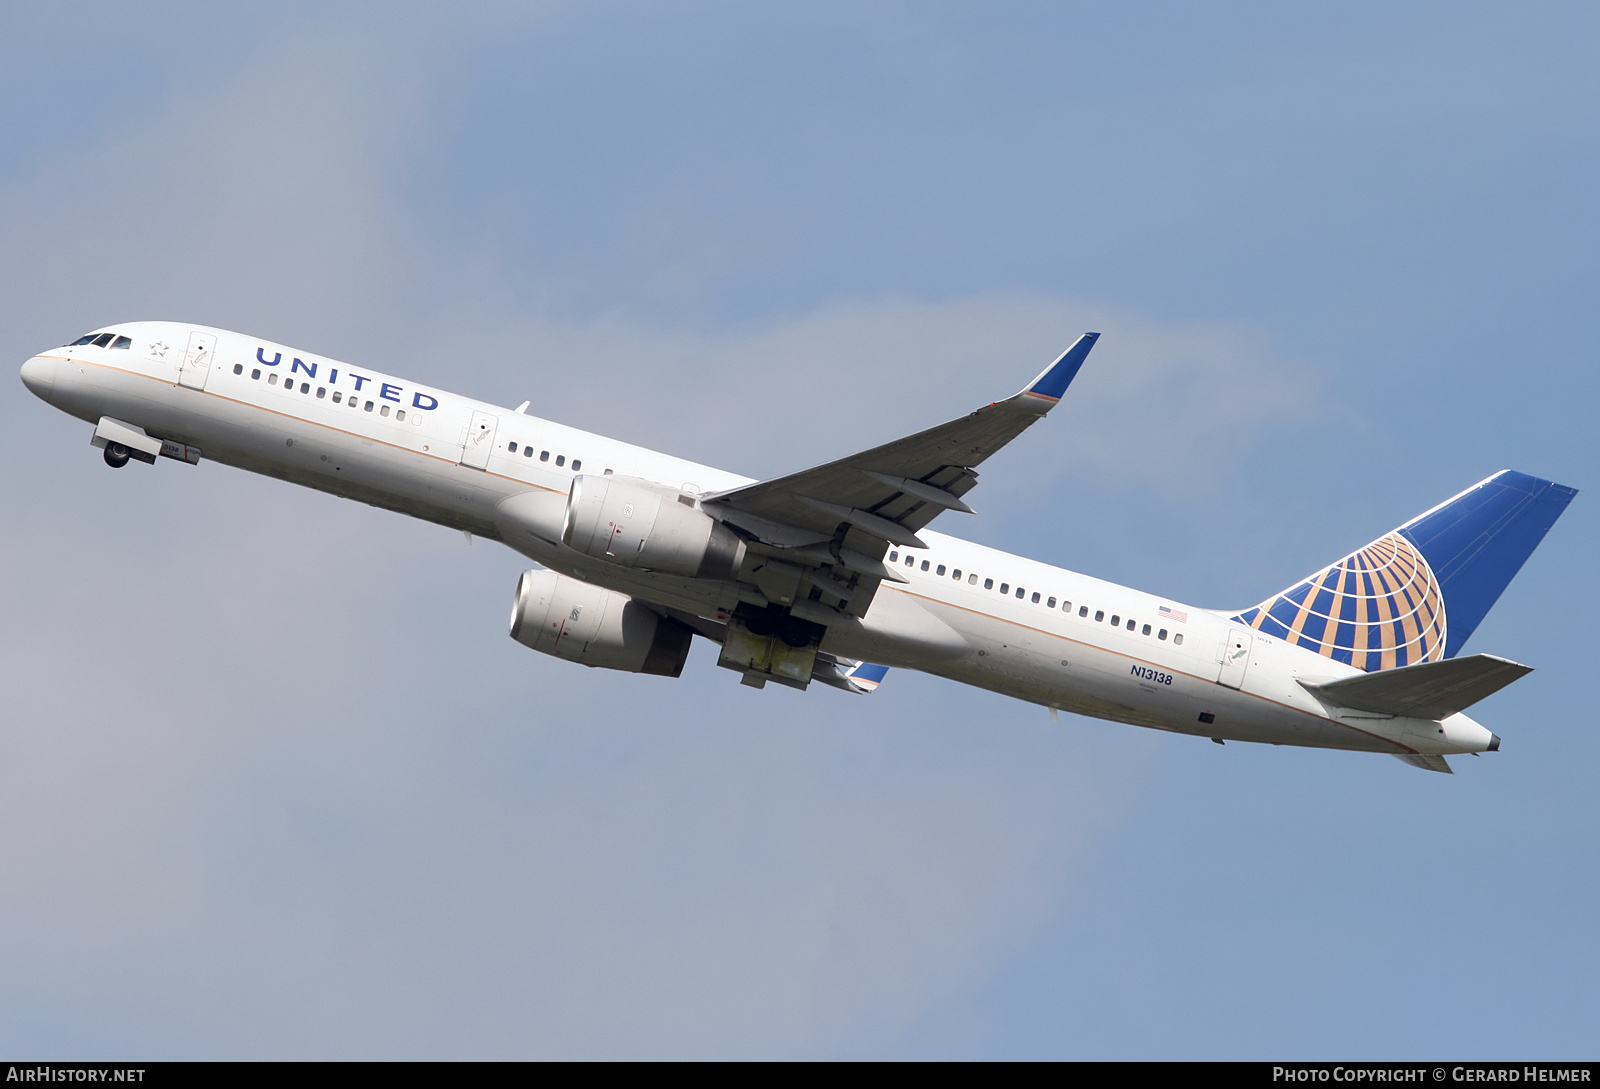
[1159,605,1188,623]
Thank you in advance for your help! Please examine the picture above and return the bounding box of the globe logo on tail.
[1233,532,1446,672]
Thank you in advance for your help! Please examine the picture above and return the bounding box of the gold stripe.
[1353,553,1372,664]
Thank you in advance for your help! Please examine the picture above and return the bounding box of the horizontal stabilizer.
[1301,653,1532,720]
[1395,753,1454,774]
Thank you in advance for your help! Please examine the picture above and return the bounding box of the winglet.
[1018,332,1099,403]
[846,662,889,693]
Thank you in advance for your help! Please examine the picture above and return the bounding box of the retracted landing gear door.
[460,411,499,470]
[179,331,216,390]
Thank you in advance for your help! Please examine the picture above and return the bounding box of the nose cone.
[20,355,58,400]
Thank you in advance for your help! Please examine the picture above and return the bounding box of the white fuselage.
[20,322,1497,758]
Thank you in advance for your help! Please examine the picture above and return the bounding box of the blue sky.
[0,2,1595,1058]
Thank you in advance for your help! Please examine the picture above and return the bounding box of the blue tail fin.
[1233,471,1576,671]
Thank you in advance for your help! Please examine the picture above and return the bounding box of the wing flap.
[1301,654,1533,720]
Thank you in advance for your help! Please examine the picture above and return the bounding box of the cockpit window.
[73,332,133,348]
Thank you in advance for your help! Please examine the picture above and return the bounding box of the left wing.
[703,333,1098,615]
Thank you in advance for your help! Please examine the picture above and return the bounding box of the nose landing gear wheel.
[103,442,130,468]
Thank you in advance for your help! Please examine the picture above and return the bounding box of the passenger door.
[1216,626,1253,689]
[178,331,216,390]
[460,411,499,470]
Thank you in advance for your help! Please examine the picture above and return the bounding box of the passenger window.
[952,568,961,579]
[1000,583,1009,594]
[93,333,114,347]
[540,450,549,462]
[233,364,243,375]
[1095,610,1104,622]
[251,369,261,380]
[968,574,977,585]
[1141,623,1151,635]
[381,405,390,417]
[316,387,326,399]
[1047,597,1055,608]
[509,442,518,453]
[936,565,945,576]
[524,446,534,458]
[1111,615,1121,626]
[921,560,930,571]
[268,374,278,386]
[572,460,581,471]
[111,336,132,349]
[331,391,340,403]
[350,397,359,408]
[984,578,993,589]
[1031,592,1040,603]
[556,455,565,467]
[1158,629,1168,640]
[1079,606,1087,617]
[1174,634,1184,646]
[396,409,405,421]
[889,551,898,562]
[365,401,374,412]
[603,468,613,475]
[906,555,915,567]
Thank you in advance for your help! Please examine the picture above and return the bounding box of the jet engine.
[562,474,745,580]
[509,568,693,677]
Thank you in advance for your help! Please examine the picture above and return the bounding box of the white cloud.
[408,293,1313,504]
[0,9,1310,1057]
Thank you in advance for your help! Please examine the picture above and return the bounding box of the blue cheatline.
[1234,470,1576,671]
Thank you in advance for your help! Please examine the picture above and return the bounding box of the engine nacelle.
[509,568,692,677]
[561,474,746,580]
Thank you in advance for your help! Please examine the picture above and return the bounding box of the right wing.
[702,333,1099,616]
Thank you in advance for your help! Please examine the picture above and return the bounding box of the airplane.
[19,322,1577,773]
